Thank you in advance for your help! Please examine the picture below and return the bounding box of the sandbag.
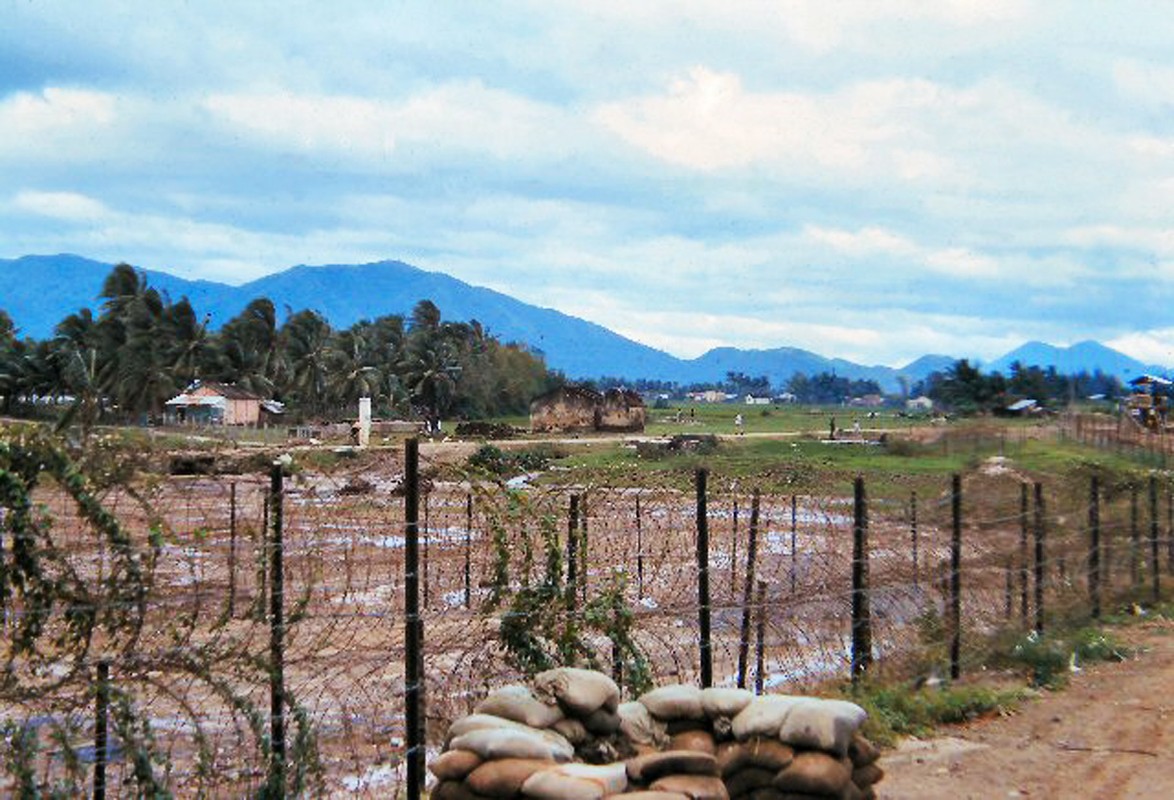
[649,774,730,800]
[741,738,795,772]
[431,780,492,800]
[700,688,755,720]
[449,727,574,763]
[447,713,539,743]
[847,734,880,767]
[852,763,884,787]
[626,751,718,783]
[776,699,867,756]
[584,707,623,736]
[476,685,565,729]
[724,766,776,797]
[522,762,627,800]
[429,748,483,782]
[640,685,706,721]
[534,668,621,716]
[731,696,805,741]
[772,751,852,797]
[619,701,670,747]
[715,742,749,777]
[604,793,690,800]
[465,758,554,796]
[553,717,591,746]
[669,729,716,755]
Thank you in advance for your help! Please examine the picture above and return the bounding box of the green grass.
[844,681,1027,746]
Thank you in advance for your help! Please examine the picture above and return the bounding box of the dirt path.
[882,618,1174,799]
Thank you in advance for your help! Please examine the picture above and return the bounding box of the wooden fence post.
[851,477,872,681]
[696,468,712,688]
[736,491,761,689]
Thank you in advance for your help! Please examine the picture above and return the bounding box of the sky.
[3,1,1174,368]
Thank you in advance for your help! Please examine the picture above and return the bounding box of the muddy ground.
[883,617,1174,799]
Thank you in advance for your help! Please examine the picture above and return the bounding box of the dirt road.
[882,618,1174,799]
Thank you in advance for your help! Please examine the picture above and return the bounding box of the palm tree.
[280,310,333,417]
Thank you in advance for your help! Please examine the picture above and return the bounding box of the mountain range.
[1,254,1166,392]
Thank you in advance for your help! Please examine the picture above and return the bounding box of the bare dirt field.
[883,617,1174,799]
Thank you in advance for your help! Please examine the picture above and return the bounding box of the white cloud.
[204,81,584,165]
[1107,331,1174,367]
[13,191,112,223]
[0,87,115,133]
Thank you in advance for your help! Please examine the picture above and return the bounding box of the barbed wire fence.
[2,430,1172,797]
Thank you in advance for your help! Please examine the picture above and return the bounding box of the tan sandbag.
[715,741,749,776]
[852,762,884,787]
[640,685,706,721]
[584,707,623,736]
[772,751,852,796]
[669,729,716,755]
[701,688,755,720]
[449,727,574,763]
[742,738,794,772]
[476,685,565,729]
[626,751,718,783]
[604,793,690,800]
[447,713,540,743]
[743,790,787,800]
[724,765,776,797]
[429,748,483,781]
[649,774,730,800]
[619,701,670,747]
[431,780,491,800]
[465,758,554,796]
[666,719,710,735]
[847,734,879,767]
[731,696,805,741]
[522,762,627,800]
[534,668,621,716]
[776,699,867,756]
[522,772,605,800]
[553,717,591,746]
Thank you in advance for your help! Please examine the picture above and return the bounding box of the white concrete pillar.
[358,397,372,447]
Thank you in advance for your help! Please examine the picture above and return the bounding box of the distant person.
[734,413,744,435]
[829,416,836,440]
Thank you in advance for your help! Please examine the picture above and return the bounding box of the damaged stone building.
[529,386,646,433]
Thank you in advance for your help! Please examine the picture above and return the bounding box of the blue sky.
[3,1,1174,367]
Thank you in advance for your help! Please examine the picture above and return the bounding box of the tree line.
[919,359,1127,415]
[0,263,559,426]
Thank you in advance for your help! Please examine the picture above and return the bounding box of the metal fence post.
[949,474,962,681]
[754,579,767,695]
[1150,474,1161,603]
[1034,482,1046,635]
[1131,484,1141,587]
[404,439,424,800]
[851,476,872,681]
[228,481,237,618]
[696,467,712,688]
[736,491,760,689]
[910,490,919,592]
[94,658,110,800]
[789,494,797,595]
[566,494,580,611]
[268,461,286,797]
[1089,475,1101,619]
[635,495,644,600]
[1020,483,1029,625]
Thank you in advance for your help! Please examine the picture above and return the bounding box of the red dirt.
[882,617,1174,799]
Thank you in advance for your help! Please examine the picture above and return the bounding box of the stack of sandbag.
[430,668,633,800]
[721,693,882,800]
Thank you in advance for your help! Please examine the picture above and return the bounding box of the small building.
[744,395,771,405]
[165,381,283,426]
[905,396,934,412]
[1003,398,1039,416]
[530,386,646,433]
[850,394,886,408]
